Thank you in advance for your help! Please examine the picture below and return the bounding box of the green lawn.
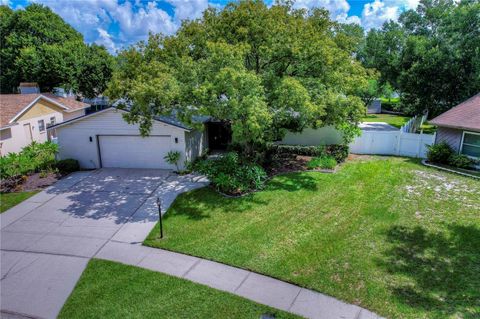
[379,97,400,104]
[145,158,480,319]
[361,113,410,128]
[59,259,299,319]
[0,191,39,213]
[419,121,437,134]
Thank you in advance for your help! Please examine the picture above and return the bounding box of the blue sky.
[4,0,420,53]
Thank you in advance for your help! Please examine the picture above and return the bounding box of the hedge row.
[266,144,349,163]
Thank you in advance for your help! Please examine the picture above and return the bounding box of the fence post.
[396,131,402,155]
[417,132,423,157]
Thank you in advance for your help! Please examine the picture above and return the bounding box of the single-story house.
[0,92,90,156]
[50,106,352,169]
[430,93,480,159]
[49,108,208,170]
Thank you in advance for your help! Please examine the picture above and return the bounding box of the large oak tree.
[107,0,371,154]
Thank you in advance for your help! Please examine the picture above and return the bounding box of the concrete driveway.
[0,169,208,319]
[359,122,399,131]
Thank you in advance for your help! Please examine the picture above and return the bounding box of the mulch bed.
[266,155,312,176]
[0,172,61,193]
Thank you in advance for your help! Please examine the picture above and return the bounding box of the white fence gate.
[349,131,435,158]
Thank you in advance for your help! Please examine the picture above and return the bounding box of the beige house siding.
[434,127,463,153]
[0,100,86,156]
[17,100,65,121]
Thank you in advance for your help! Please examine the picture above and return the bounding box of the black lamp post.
[156,197,163,239]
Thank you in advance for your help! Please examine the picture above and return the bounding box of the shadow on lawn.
[163,188,269,220]
[266,172,318,192]
[380,224,480,318]
[163,173,318,221]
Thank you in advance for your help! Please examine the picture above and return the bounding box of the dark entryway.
[207,122,232,150]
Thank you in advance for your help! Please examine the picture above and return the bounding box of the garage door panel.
[99,135,172,169]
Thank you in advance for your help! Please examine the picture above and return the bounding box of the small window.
[1,128,12,140]
[461,132,480,158]
[50,117,56,126]
[38,119,45,132]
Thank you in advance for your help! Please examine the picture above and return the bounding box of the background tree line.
[358,0,480,117]
[0,4,114,98]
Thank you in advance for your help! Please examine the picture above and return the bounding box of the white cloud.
[360,0,420,30]
[95,28,117,53]
[292,0,420,29]
[166,0,209,22]
[27,0,205,51]
[1,0,11,5]
[16,0,421,52]
[294,0,360,25]
[112,1,177,42]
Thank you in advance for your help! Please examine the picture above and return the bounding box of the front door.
[23,123,33,143]
[207,122,232,150]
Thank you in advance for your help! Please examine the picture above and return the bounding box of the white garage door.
[99,135,172,169]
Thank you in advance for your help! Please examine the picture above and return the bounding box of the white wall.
[278,126,343,146]
[349,131,435,158]
[55,109,187,169]
[185,128,207,163]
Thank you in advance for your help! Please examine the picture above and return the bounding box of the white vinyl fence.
[349,131,435,158]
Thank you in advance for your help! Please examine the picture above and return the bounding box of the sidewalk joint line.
[182,258,202,278]
[0,248,89,259]
[234,271,251,292]
[288,288,303,311]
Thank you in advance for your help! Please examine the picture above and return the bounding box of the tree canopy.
[107,0,371,152]
[359,0,480,116]
[0,4,114,98]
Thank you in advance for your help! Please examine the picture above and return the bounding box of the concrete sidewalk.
[96,241,384,319]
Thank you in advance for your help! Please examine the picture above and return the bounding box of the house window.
[38,119,45,132]
[461,131,480,158]
[47,116,56,128]
[1,128,12,140]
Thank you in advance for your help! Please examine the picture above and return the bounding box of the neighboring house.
[0,93,90,156]
[430,93,480,160]
[49,108,207,169]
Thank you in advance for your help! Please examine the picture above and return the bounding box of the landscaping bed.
[0,142,79,193]
[59,259,299,319]
[145,157,480,319]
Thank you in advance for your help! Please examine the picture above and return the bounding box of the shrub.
[0,141,58,179]
[193,152,267,195]
[56,159,80,174]
[267,144,324,157]
[448,154,474,169]
[325,144,349,163]
[266,143,349,163]
[307,156,337,170]
[426,142,453,164]
[164,150,182,171]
